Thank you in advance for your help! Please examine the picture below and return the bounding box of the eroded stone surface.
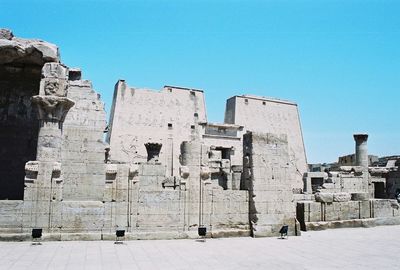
[315,192,334,203]
[0,29,59,65]
[0,29,399,241]
[0,29,13,40]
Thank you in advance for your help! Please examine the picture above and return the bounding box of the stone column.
[32,96,74,161]
[23,63,74,233]
[33,62,74,161]
[180,141,211,234]
[354,134,369,168]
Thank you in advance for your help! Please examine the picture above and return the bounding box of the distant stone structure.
[298,134,400,231]
[105,80,307,237]
[338,153,379,167]
[0,29,399,241]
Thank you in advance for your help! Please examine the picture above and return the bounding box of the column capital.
[145,142,162,163]
[32,95,75,124]
[353,134,369,142]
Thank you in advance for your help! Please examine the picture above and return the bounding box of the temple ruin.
[0,29,399,241]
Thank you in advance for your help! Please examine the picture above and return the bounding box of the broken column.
[354,134,369,168]
[180,141,202,191]
[352,133,371,200]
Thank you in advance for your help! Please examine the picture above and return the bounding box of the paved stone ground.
[0,225,399,270]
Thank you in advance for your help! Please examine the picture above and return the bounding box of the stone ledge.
[305,217,400,231]
[210,229,251,238]
[0,228,254,242]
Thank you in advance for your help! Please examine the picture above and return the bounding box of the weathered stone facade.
[1,29,399,241]
[297,134,400,231]
[0,29,59,200]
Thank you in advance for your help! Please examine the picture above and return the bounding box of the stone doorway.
[215,147,231,160]
[311,177,324,193]
[374,182,385,199]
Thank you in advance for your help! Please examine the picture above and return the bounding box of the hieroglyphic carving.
[42,62,68,79]
[44,79,68,96]
[129,164,139,177]
[119,135,146,162]
[162,176,179,190]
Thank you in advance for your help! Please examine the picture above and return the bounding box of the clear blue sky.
[2,0,399,163]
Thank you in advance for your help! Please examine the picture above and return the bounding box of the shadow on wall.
[0,65,42,200]
[242,137,258,237]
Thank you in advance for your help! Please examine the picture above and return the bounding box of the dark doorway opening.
[215,147,231,160]
[311,177,324,193]
[374,182,385,199]
[0,64,41,200]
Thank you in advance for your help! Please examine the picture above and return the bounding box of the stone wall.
[297,199,400,231]
[243,132,296,237]
[6,29,398,241]
[61,77,107,201]
[106,82,207,177]
[201,124,244,168]
[1,96,250,241]
[0,160,250,240]
[0,201,23,233]
[225,95,307,191]
[304,172,369,195]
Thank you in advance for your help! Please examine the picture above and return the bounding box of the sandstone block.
[140,164,166,176]
[351,192,369,201]
[333,193,351,202]
[315,192,334,203]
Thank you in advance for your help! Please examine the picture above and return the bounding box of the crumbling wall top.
[0,28,59,65]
